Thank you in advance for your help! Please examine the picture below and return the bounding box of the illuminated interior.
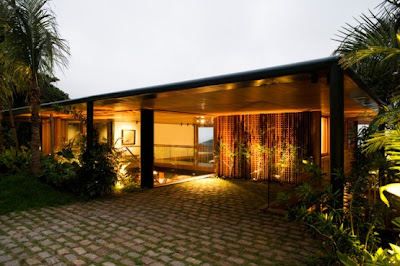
[321,117,329,155]
[12,59,379,187]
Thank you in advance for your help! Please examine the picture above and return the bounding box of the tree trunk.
[0,106,4,152]
[30,80,41,174]
[8,99,19,152]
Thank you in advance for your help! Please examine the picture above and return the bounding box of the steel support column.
[329,62,344,193]
[140,109,154,188]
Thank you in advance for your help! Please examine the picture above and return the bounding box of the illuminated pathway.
[0,178,320,265]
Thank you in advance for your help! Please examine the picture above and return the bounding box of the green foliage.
[12,74,69,108]
[40,153,78,192]
[0,172,76,215]
[287,161,390,264]
[109,145,138,188]
[75,133,117,199]
[121,183,141,193]
[338,217,400,265]
[339,245,400,266]
[276,191,291,206]
[217,140,236,177]
[0,0,70,173]
[0,146,30,173]
[334,0,400,102]
[39,75,69,103]
[287,114,400,264]
[0,0,70,81]
[40,128,118,199]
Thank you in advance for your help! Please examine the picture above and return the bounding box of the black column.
[141,109,154,188]
[329,62,344,192]
[87,101,94,152]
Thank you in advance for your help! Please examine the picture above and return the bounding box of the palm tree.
[0,0,69,173]
[0,84,7,152]
[335,0,400,208]
[0,69,21,152]
[334,0,400,102]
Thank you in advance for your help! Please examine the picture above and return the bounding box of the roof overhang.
[7,56,380,124]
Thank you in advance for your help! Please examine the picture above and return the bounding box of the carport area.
[0,178,320,265]
[10,57,379,190]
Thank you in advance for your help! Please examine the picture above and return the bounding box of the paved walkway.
[0,178,319,265]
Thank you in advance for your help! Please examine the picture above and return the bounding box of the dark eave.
[343,67,385,106]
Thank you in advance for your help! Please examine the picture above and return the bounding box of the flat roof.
[7,56,380,124]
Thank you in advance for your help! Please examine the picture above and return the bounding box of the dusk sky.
[51,0,382,99]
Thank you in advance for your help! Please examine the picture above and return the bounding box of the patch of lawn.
[0,172,77,215]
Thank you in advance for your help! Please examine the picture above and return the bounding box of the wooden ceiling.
[16,69,378,125]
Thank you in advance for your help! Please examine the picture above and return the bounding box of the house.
[10,57,380,189]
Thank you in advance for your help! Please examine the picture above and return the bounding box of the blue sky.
[52,0,382,99]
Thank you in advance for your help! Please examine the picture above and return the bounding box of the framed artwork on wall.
[122,129,136,145]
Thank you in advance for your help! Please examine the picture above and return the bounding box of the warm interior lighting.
[196,116,206,125]
[216,113,312,183]
[321,117,328,155]
[115,181,124,189]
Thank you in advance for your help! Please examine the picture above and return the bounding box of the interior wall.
[154,123,194,145]
[113,121,141,155]
[41,118,50,154]
[41,118,67,155]
[67,122,81,142]
[154,123,195,160]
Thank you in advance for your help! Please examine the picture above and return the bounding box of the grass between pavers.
[0,172,77,215]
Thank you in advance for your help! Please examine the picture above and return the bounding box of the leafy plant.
[338,217,400,265]
[334,0,400,102]
[286,160,390,264]
[217,140,236,177]
[40,154,78,192]
[109,144,137,188]
[0,146,30,173]
[0,0,70,174]
[73,130,117,199]
[276,191,291,206]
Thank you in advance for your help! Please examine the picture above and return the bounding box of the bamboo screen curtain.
[215,112,319,183]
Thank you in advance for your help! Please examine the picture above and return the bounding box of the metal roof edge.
[5,56,367,115]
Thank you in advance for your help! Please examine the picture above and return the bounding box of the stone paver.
[0,178,320,265]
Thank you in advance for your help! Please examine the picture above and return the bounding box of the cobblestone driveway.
[0,178,319,265]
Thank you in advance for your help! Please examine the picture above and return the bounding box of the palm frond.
[335,11,400,69]
[0,0,69,82]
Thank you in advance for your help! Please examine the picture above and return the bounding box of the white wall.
[113,121,141,155]
[155,123,194,145]
[112,122,195,158]
[154,123,195,159]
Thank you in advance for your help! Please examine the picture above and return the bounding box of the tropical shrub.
[338,217,400,266]
[109,144,138,189]
[75,132,117,199]
[40,145,78,192]
[279,163,396,265]
[40,129,118,199]
[0,146,30,173]
[282,109,400,264]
